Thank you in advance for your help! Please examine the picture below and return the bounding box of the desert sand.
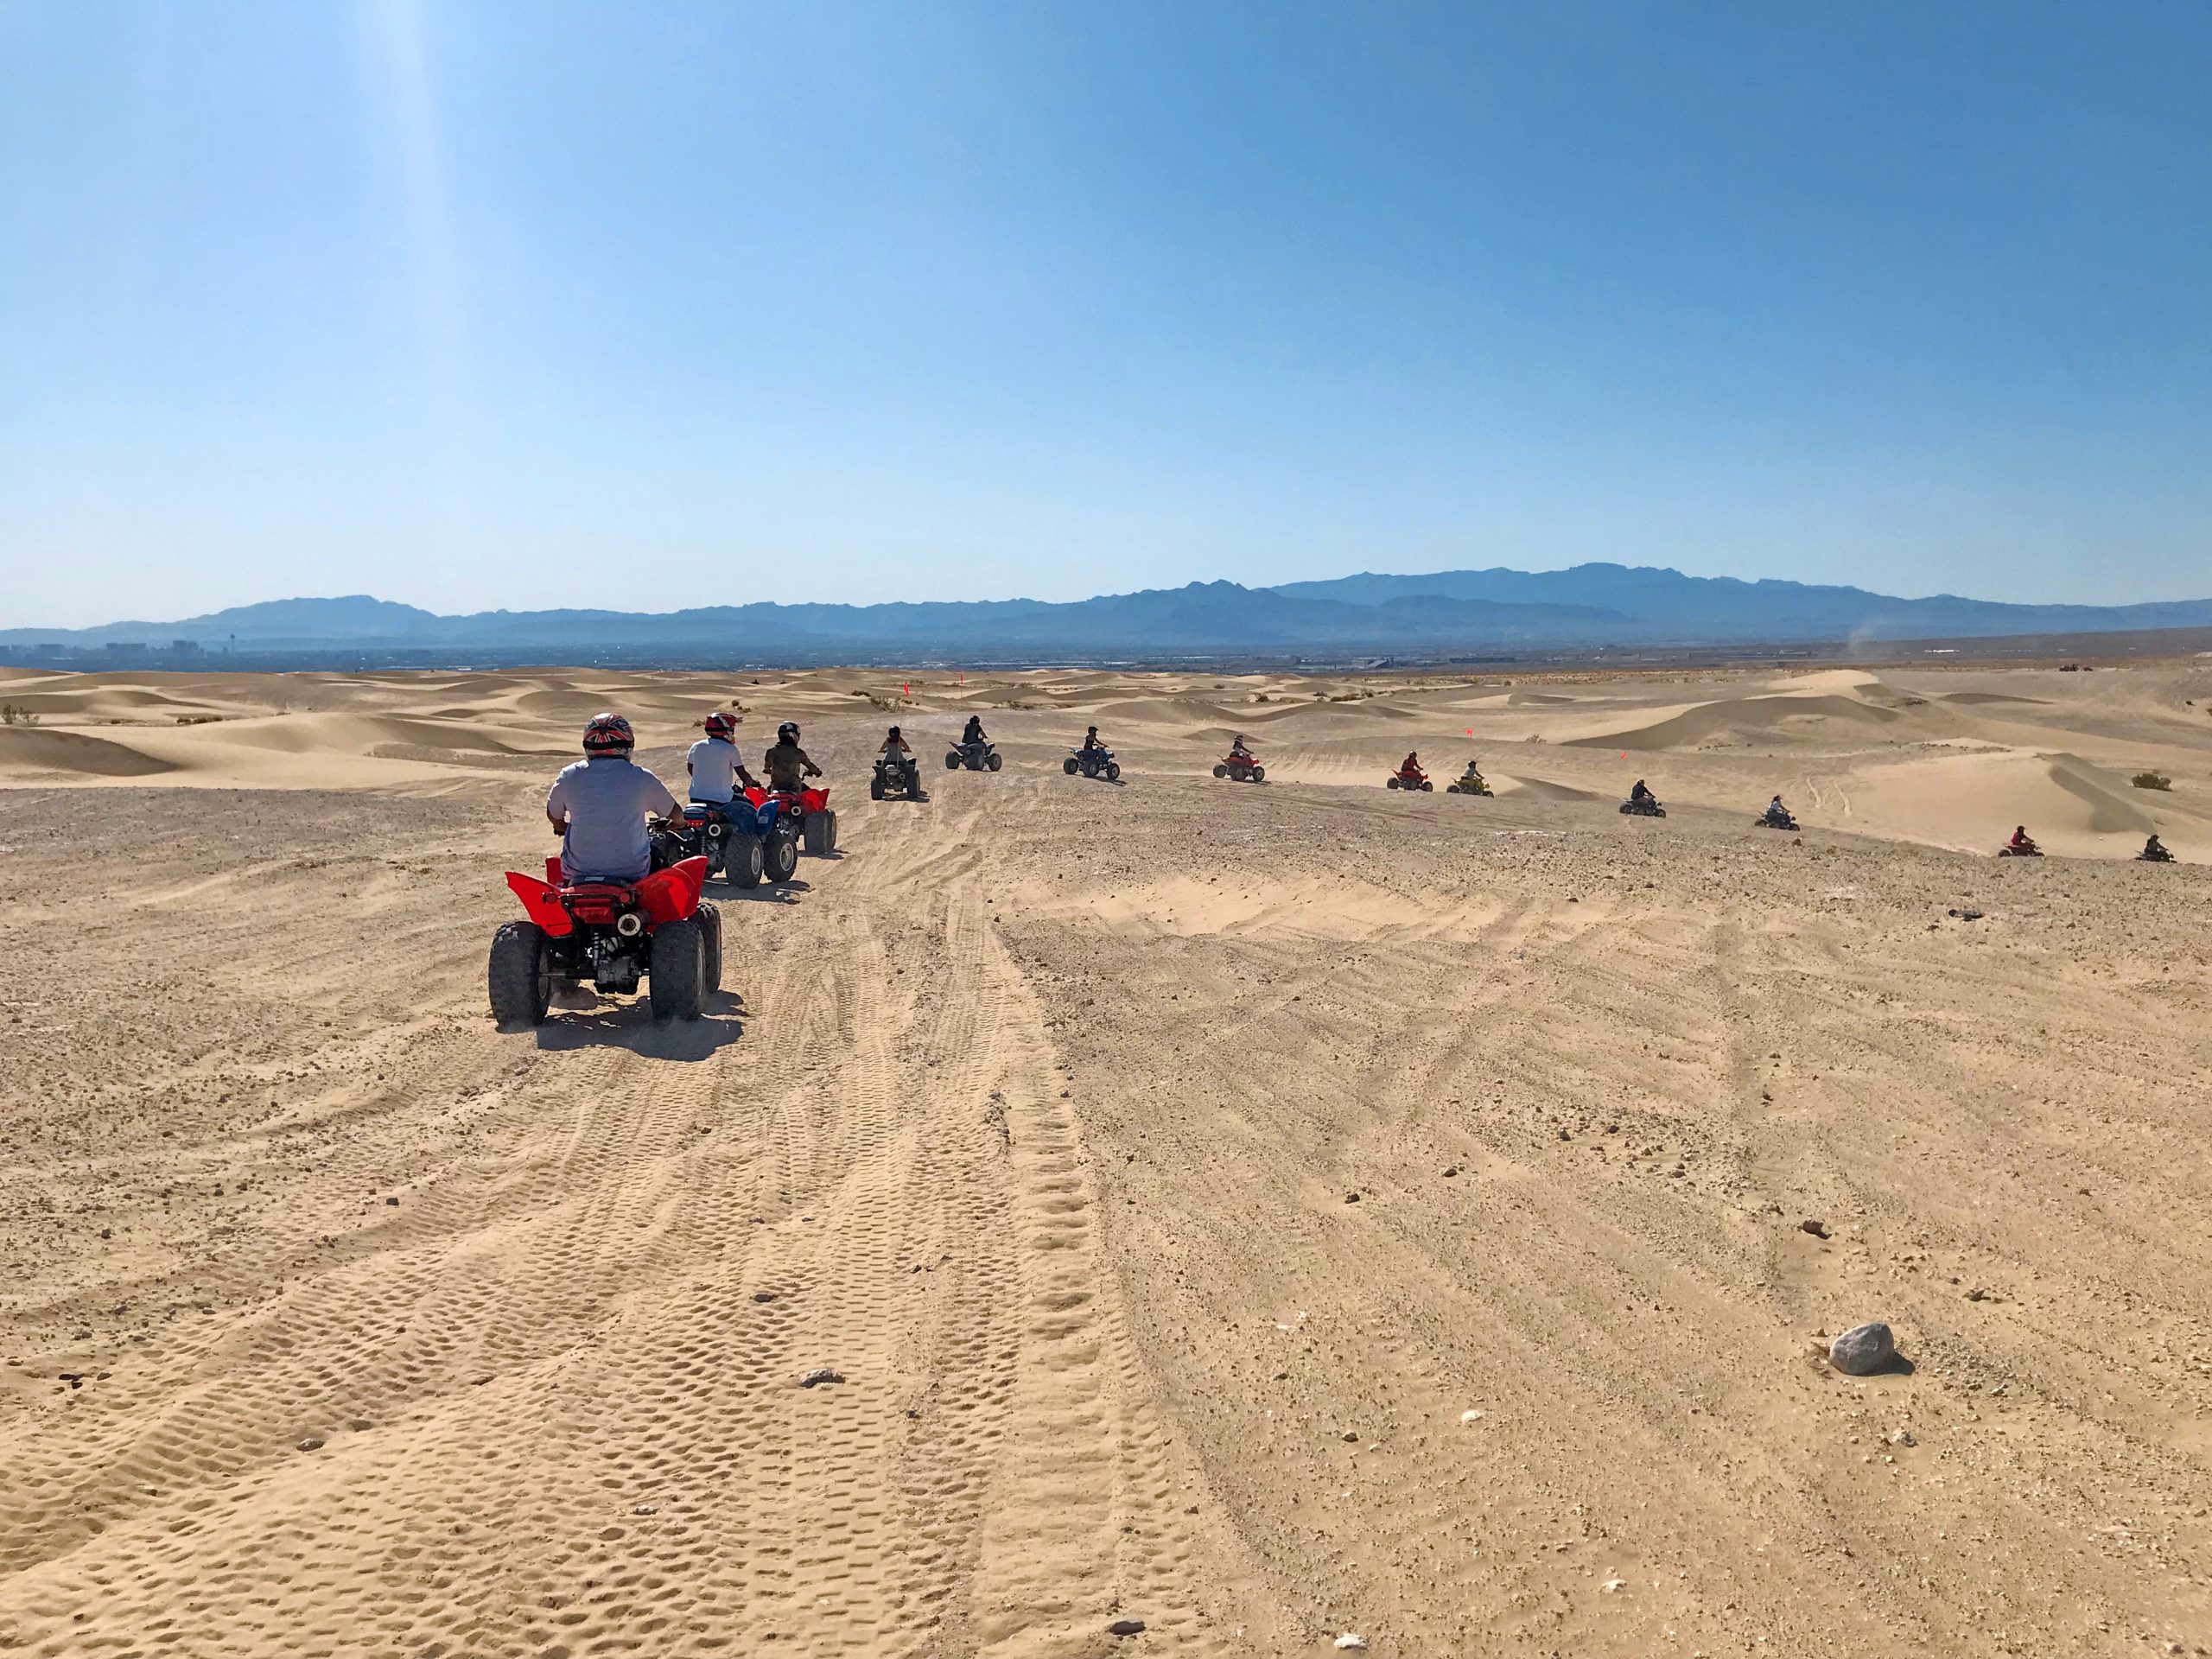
[3,658,2211,1656]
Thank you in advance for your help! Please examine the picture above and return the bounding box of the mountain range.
[8,564,2212,666]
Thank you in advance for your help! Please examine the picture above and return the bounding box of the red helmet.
[702,711,737,740]
[582,712,634,755]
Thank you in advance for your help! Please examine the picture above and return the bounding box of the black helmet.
[887,725,902,739]
[778,721,799,742]
[1086,725,1097,734]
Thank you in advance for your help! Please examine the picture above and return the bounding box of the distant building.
[103,641,144,656]
[168,639,203,658]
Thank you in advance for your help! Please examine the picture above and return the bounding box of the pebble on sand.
[296,1436,325,1452]
[1334,1638,1369,1652]
[1800,1217,1831,1239]
[798,1368,846,1389]
[1459,1409,1484,1424]
[1828,1322,1897,1376]
[1106,1618,1146,1637]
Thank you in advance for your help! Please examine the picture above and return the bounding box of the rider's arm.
[545,775,569,835]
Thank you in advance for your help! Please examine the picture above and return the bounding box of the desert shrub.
[0,703,37,727]
[2132,771,2172,791]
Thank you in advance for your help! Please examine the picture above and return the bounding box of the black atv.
[655,801,769,888]
[1755,807,1800,832]
[946,739,1002,772]
[1064,746,1119,781]
[871,753,926,801]
[1619,796,1667,818]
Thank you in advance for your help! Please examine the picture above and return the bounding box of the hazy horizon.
[4,2,2208,627]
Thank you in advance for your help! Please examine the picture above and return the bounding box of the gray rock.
[1106,1618,1146,1637]
[1828,1322,1897,1376]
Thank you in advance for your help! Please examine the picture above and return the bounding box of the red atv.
[1385,764,1432,791]
[1212,752,1265,783]
[490,855,719,1028]
[745,784,838,868]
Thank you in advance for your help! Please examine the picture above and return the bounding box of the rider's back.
[548,755,675,881]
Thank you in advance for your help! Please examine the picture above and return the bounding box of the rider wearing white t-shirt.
[685,711,760,805]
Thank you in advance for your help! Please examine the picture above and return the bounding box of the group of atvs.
[1385,755,1493,795]
[492,711,2189,1032]
[489,714,849,1030]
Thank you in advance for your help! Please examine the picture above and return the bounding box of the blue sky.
[3,1,2208,626]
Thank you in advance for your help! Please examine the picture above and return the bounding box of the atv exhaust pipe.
[614,911,645,938]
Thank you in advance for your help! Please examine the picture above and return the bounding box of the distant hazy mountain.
[8,564,2210,664]
[1270,564,2212,640]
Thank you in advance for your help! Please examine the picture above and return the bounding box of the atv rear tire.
[871,772,886,800]
[725,833,765,888]
[804,809,837,856]
[1387,776,1401,789]
[765,829,800,883]
[649,918,705,1021]
[1212,764,1228,779]
[699,904,722,995]
[487,921,552,1029]
[1064,757,1078,775]
[945,751,960,769]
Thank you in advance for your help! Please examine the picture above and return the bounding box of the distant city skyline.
[3,1,2208,627]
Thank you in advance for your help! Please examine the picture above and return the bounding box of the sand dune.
[1567,691,1907,751]
[0,725,178,778]
[4,658,2211,1656]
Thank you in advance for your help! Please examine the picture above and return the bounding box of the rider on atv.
[962,714,988,747]
[764,721,823,792]
[2009,825,2039,855]
[1402,751,1422,777]
[1630,779,1656,806]
[686,711,760,806]
[1459,758,1486,785]
[546,713,677,881]
[2144,833,2171,861]
[1078,725,1106,756]
[1229,734,1254,761]
[880,724,912,758]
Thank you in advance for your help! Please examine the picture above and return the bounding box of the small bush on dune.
[2133,771,2172,791]
[0,703,39,727]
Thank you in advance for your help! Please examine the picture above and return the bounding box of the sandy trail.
[3,660,2210,1656]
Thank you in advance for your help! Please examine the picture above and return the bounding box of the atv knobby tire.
[1249,764,1264,782]
[871,772,887,799]
[488,920,552,1029]
[804,809,837,856]
[1211,763,1228,779]
[699,904,723,995]
[649,918,705,1021]
[1387,775,1400,789]
[725,833,765,888]
[765,828,800,883]
[1104,761,1120,781]
[944,750,961,770]
[985,751,1001,772]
